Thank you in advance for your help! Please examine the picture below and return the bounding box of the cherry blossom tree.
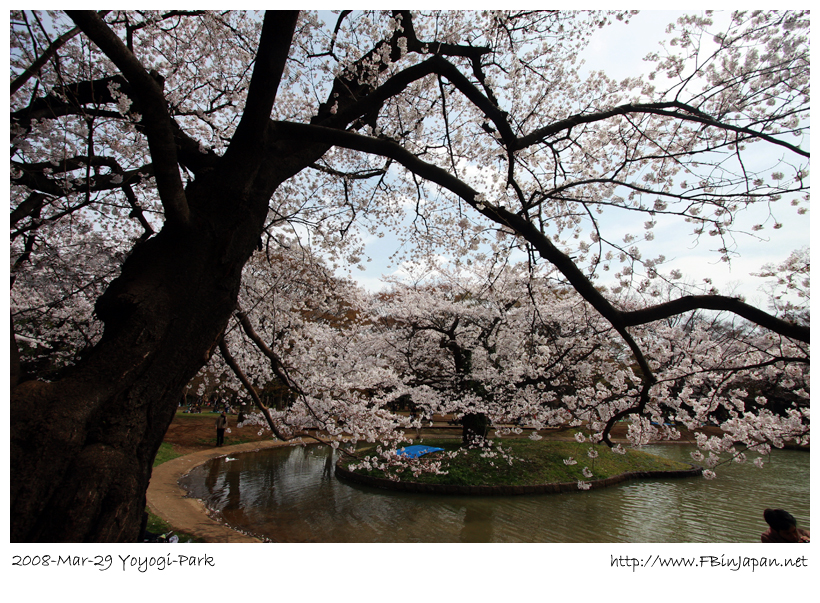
[605,284,808,457]
[752,246,809,324]
[370,262,615,444]
[10,9,808,541]
[218,253,807,482]
[11,214,125,382]
[371,261,808,458]
[205,243,413,447]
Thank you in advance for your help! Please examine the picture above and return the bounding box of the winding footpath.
[147,438,307,543]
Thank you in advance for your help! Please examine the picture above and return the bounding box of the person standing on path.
[215,411,228,447]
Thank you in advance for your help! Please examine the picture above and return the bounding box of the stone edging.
[334,462,703,496]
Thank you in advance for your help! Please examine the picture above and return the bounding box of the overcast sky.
[336,9,810,309]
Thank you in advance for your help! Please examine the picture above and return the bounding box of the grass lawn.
[193,435,259,447]
[153,441,183,466]
[342,438,694,487]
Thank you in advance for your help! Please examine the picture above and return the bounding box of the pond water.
[178,443,809,543]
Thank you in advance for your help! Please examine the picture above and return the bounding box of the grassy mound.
[342,438,693,487]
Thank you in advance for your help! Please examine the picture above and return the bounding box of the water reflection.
[178,444,809,543]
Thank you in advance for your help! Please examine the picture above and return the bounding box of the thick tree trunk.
[9,142,322,541]
[11,222,243,540]
[461,412,490,444]
[10,317,21,391]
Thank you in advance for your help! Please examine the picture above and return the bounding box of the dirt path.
[148,438,307,543]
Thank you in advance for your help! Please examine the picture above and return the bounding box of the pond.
[178,443,809,543]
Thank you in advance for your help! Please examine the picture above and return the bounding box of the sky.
[335,10,810,310]
[576,10,810,306]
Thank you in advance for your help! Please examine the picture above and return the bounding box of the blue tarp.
[394,445,444,459]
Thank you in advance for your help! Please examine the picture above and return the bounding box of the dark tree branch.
[274,121,809,347]
[308,161,390,180]
[168,118,220,174]
[12,73,219,177]
[515,100,809,159]
[313,10,490,130]
[10,192,49,227]
[622,296,809,342]
[222,10,299,172]
[326,54,512,148]
[218,337,289,441]
[396,10,490,61]
[11,159,153,199]
[120,184,155,243]
[234,306,303,395]
[66,10,189,227]
[10,232,38,288]
[12,75,131,127]
[15,154,125,175]
[11,25,80,96]
[10,11,110,96]
[274,121,477,198]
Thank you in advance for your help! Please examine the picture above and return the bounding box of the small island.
[336,438,701,495]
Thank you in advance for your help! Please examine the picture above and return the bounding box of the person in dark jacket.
[215,411,228,447]
[761,508,810,542]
